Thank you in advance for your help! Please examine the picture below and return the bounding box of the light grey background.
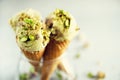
[0,0,120,80]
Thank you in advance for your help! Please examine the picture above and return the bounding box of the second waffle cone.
[41,39,70,80]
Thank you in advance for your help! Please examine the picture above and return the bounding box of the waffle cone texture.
[41,39,70,80]
[43,39,70,61]
[21,48,45,61]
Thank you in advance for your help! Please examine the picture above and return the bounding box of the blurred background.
[0,0,120,80]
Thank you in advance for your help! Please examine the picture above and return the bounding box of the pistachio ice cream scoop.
[10,9,49,52]
[45,9,79,41]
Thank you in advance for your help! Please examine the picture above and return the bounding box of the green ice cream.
[10,9,50,52]
[45,9,79,41]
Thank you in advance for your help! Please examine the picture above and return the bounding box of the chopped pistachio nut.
[20,36,28,42]
[87,71,105,79]
[59,10,64,14]
[97,71,105,79]
[82,42,89,49]
[64,19,70,28]
[19,73,29,80]
[24,18,34,26]
[61,16,66,21]
[75,53,80,59]
[87,72,94,78]
[29,66,35,73]
[55,9,70,28]
[56,71,62,80]
[29,35,35,41]
[75,27,80,31]
[23,26,28,30]
[55,9,60,14]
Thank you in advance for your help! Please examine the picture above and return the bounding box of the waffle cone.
[43,39,70,61]
[41,39,70,80]
[21,48,45,72]
[21,48,45,61]
[58,61,71,74]
[41,59,60,80]
[58,60,75,79]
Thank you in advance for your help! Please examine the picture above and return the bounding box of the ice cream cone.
[41,58,60,80]
[41,39,70,80]
[58,61,68,74]
[41,9,79,80]
[21,48,45,71]
[9,9,50,73]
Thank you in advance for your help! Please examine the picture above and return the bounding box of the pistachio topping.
[56,9,71,28]
[24,18,36,30]
[29,35,35,41]
[24,18,34,26]
[64,19,70,28]
[20,36,28,42]
[75,27,80,31]
[23,26,28,30]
